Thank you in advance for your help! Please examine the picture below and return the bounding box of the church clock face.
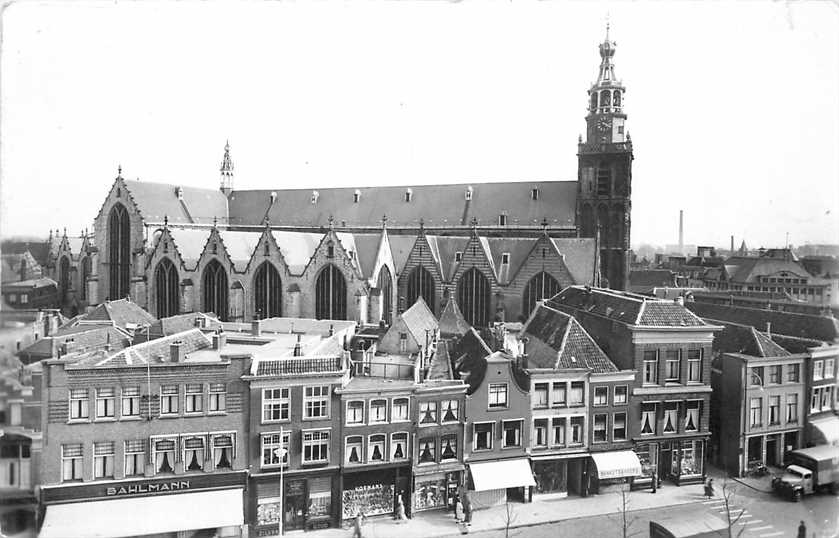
[596,117,612,132]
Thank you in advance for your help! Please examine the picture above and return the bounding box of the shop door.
[659,443,672,480]
[285,479,307,531]
[395,475,410,515]
[765,437,779,467]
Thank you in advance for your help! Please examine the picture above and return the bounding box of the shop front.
[807,415,839,447]
[341,464,411,520]
[467,458,535,509]
[531,456,590,499]
[659,438,706,485]
[39,471,247,538]
[589,451,642,494]
[253,470,338,535]
[631,442,657,490]
[412,464,463,513]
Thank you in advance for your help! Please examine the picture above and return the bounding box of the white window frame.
[211,432,236,470]
[786,393,799,423]
[369,399,388,424]
[151,436,178,475]
[209,383,227,414]
[473,421,494,451]
[417,436,437,465]
[93,441,115,479]
[124,440,145,477]
[769,395,781,425]
[346,400,366,426]
[69,388,90,421]
[825,359,835,379]
[440,433,457,461]
[303,386,331,420]
[301,429,330,464]
[687,349,702,383]
[95,388,116,420]
[613,385,628,405]
[121,386,141,419]
[593,414,608,443]
[182,435,206,471]
[390,432,409,461]
[345,435,364,465]
[262,388,290,423]
[552,382,567,407]
[441,399,459,423]
[533,383,549,409]
[419,401,438,425]
[502,419,523,448]
[533,418,549,448]
[664,350,681,383]
[569,381,585,407]
[488,383,508,409]
[391,397,410,422]
[593,386,608,407]
[368,434,386,463]
[750,397,763,427]
[160,385,179,416]
[261,430,290,469]
[613,412,627,440]
[185,384,204,415]
[551,417,566,447]
[61,443,83,482]
[685,401,700,432]
[569,416,584,445]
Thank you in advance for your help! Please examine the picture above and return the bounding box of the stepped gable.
[227,181,577,228]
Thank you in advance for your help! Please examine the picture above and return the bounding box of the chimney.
[170,341,184,363]
[251,320,262,337]
[328,324,334,337]
[194,316,205,328]
[293,333,303,357]
[730,235,735,255]
[212,332,227,350]
[765,322,771,338]
[678,210,684,255]
[674,296,685,306]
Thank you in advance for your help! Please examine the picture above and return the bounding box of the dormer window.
[353,190,361,203]
[465,186,473,201]
[454,251,463,262]
[311,191,319,204]
[405,189,413,203]
[531,188,539,201]
[498,214,507,226]
[501,253,510,265]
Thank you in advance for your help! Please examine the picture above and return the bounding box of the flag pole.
[279,425,284,537]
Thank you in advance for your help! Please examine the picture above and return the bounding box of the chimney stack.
[678,210,684,255]
[765,322,771,338]
[170,341,184,363]
[212,331,227,350]
[730,235,735,255]
[251,320,262,337]
[293,333,303,357]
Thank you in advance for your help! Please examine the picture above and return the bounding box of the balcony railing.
[256,355,345,376]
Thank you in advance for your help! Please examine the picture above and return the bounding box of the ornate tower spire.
[585,23,627,144]
[220,140,234,195]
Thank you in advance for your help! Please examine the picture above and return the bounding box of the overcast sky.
[1,1,837,250]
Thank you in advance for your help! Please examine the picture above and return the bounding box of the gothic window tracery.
[108,203,131,300]
[315,264,347,320]
[406,265,435,314]
[155,258,180,318]
[457,267,491,328]
[254,262,282,319]
[203,259,229,321]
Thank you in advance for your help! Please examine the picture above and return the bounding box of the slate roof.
[550,238,598,285]
[121,178,229,225]
[81,299,157,330]
[522,303,617,372]
[400,298,439,346]
[69,329,213,368]
[712,323,791,358]
[549,286,709,328]
[271,230,327,274]
[217,230,261,271]
[718,256,820,284]
[0,241,51,266]
[427,339,454,381]
[227,181,577,228]
[387,235,418,274]
[439,298,471,338]
[429,236,470,280]
[484,237,538,285]
[350,233,384,280]
[687,302,839,343]
[1,278,57,291]
[162,228,212,268]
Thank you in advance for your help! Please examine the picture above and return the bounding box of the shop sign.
[106,480,191,496]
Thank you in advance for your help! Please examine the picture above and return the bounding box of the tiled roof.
[712,323,791,358]
[439,298,471,338]
[426,339,453,381]
[687,302,839,343]
[82,299,156,329]
[550,238,598,285]
[522,303,617,372]
[70,329,212,368]
[400,298,439,346]
[149,313,222,338]
[121,178,229,225]
[227,181,577,229]
[17,325,131,363]
[1,278,56,290]
[450,328,492,394]
[638,302,707,327]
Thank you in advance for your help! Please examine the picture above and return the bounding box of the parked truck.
[771,445,839,501]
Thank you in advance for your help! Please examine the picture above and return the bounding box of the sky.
[1,1,837,250]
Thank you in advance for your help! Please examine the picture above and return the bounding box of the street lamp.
[272,426,287,537]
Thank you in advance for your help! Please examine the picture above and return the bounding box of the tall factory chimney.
[678,210,684,255]
[730,235,735,255]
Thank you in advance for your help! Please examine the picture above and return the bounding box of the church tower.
[220,140,234,195]
[577,25,633,290]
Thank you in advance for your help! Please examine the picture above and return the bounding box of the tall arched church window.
[80,257,92,301]
[108,203,131,300]
[202,260,229,321]
[59,256,70,304]
[378,265,393,325]
[522,272,561,318]
[457,267,491,328]
[596,165,611,197]
[315,264,347,320]
[600,90,611,107]
[613,90,621,107]
[407,265,435,314]
[155,258,180,318]
[254,262,282,319]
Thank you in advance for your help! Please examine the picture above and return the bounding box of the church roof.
[349,232,384,280]
[270,231,324,274]
[227,181,577,229]
[121,178,229,225]
[550,238,598,285]
[439,298,471,338]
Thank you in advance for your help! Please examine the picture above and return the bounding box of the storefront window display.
[533,460,567,495]
[256,500,281,527]
[635,444,655,479]
[679,440,703,477]
[414,477,447,511]
[341,484,394,519]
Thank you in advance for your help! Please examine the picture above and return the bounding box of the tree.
[720,478,747,538]
[502,501,519,538]
[612,482,641,538]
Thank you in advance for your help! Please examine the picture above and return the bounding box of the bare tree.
[612,482,641,538]
[720,478,747,538]
[502,501,518,538]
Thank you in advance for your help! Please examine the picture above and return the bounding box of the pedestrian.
[352,511,366,538]
[704,478,715,499]
[395,494,408,523]
[797,520,806,538]
[462,493,472,526]
[454,495,464,522]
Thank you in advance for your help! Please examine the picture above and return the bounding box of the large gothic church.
[46,33,633,328]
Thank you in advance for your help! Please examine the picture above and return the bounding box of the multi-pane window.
[552,417,566,446]
[304,386,330,419]
[787,394,799,423]
[121,386,140,418]
[69,388,89,420]
[614,385,628,405]
[643,350,658,385]
[475,422,493,450]
[769,366,782,384]
[750,398,762,427]
[503,420,522,448]
[418,438,436,464]
[369,399,388,424]
[685,401,700,432]
[154,439,176,474]
[687,349,702,382]
[346,401,365,425]
[533,418,548,447]
[593,414,607,443]
[346,436,363,464]
[263,388,290,422]
[392,398,409,422]
[419,401,438,424]
[569,382,584,406]
[391,433,408,460]
[160,385,179,415]
[787,364,800,383]
[488,383,508,408]
[665,350,681,382]
[124,440,145,476]
[640,403,656,435]
[750,367,765,386]
[442,400,459,422]
[825,359,835,378]
[441,434,457,460]
[61,444,83,482]
[613,412,627,440]
[212,435,234,469]
[593,386,608,406]
[769,395,781,425]
[663,403,678,433]
[93,442,115,479]
[302,430,329,463]
[209,383,226,413]
[368,435,386,462]
[570,417,584,444]
[813,360,824,380]
[552,383,567,406]
[185,384,203,414]
[262,432,289,467]
[96,388,115,419]
[399,333,408,353]
[184,437,205,471]
[534,383,549,408]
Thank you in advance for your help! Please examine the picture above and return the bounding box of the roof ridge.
[554,316,574,369]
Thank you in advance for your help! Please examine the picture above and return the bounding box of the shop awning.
[39,488,243,538]
[469,459,535,492]
[590,451,643,480]
[808,415,839,446]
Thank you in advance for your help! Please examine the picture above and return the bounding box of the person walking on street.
[704,478,715,499]
[395,494,408,523]
[797,520,807,538]
[462,493,473,526]
[352,511,366,538]
[454,496,464,523]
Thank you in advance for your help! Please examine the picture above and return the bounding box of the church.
[46,32,633,328]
